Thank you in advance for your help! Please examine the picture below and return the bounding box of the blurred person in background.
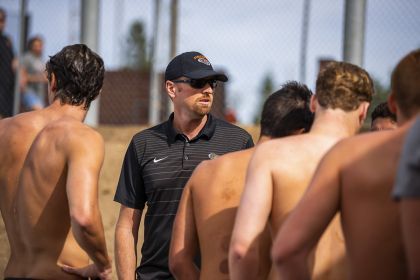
[114,51,254,280]
[169,81,314,280]
[21,36,48,111]
[371,101,397,131]
[0,7,16,118]
[0,44,111,280]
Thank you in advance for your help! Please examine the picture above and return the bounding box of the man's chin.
[193,106,212,116]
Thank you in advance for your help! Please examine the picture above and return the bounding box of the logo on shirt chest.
[208,153,219,160]
[153,156,168,163]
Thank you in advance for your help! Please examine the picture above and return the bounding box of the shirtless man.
[169,81,314,280]
[271,49,420,279]
[0,44,111,279]
[229,61,374,280]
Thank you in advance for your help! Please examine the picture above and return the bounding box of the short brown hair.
[391,49,420,119]
[315,61,374,111]
[46,44,104,110]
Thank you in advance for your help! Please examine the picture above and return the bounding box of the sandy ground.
[0,124,260,279]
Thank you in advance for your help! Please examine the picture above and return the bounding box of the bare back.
[0,109,103,279]
[259,133,347,278]
[337,128,408,278]
[0,112,51,277]
[191,149,271,280]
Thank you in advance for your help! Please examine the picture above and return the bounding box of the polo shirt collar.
[165,113,216,143]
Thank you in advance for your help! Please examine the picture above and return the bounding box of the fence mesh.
[1,0,419,125]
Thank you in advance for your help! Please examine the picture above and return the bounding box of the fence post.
[343,0,367,66]
[81,0,100,126]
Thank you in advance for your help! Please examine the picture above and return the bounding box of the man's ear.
[293,128,306,135]
[50,72,57,92]
[358,101,370,124]
[388,92,397,114]
[47,72,57,104]
[310,95,317,113]
[166,80,176,100]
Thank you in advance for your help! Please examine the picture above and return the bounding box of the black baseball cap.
[165,51,228,82]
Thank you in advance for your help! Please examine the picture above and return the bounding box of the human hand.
[62,263,112,280]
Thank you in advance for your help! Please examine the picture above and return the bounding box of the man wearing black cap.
[114,51,254,280]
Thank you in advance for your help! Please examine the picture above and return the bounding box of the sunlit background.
[1,0,419,125]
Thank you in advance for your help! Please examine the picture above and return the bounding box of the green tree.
[254,72,274,124]
[126,20,150,70]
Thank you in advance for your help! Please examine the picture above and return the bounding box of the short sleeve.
[114,140,147,209]
[244,135,255,149]
[393,118,420,199]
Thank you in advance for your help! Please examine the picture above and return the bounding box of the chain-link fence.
[1,0,419,126]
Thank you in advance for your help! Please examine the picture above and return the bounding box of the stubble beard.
[193,97,213,116]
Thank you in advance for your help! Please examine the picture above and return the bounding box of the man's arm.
[271,146,342,279]
[229,145,273,280]
[169,180,199,280]
[64,131,112,279]
[400,199,420,279]
[115,205,142,280]
[112,139,145,279]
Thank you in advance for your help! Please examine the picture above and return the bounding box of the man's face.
[172,77,215,118]
[31,39,43,57]
[371,117,397,131]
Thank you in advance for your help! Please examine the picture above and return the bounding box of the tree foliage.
[254,72,275,124]
[126,20,150,70]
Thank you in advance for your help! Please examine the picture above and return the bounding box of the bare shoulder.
[0,111,47,144]
[40,119,104,156]
[197,148,252,172]
[333,130,399,159]
[190,149,254,190]
[55,119,102,141]
[255,134,311,154]
[0,111,43,131]
[252,134,311,164]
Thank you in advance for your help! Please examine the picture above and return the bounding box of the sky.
[2,0,420,124]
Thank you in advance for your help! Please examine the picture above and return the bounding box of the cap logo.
[194,55,211,66]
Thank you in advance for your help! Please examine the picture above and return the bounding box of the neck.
[257,135,271,145]
[309,108,362,139]
[396,109,413,126]
[172,113,208,140]
[44,100,88,122]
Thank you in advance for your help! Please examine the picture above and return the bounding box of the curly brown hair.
[391,49,420,119]
[315,61,374,111]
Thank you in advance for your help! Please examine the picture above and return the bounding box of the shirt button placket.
[182,138,189,168]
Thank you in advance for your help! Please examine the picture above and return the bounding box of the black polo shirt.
[114,113,254,280]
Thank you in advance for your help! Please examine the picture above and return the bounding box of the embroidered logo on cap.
[194,55,211,66]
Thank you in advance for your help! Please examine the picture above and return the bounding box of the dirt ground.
[0,124,260,279]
